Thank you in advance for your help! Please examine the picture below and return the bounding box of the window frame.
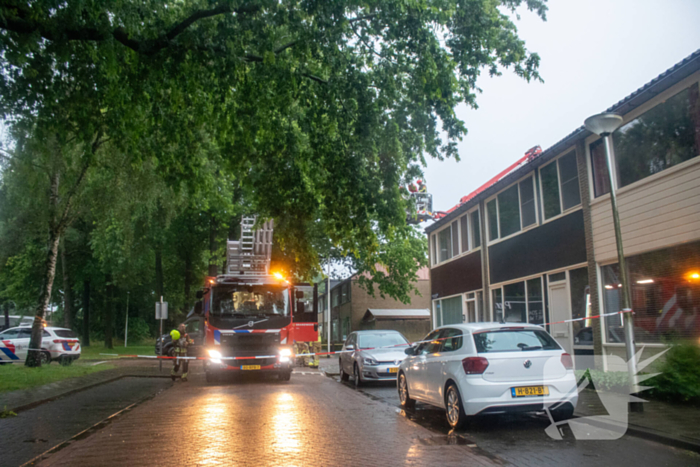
[430,207,480,267]
[538,149,582,223]
[490,276,545,325]
[485,174,539,245]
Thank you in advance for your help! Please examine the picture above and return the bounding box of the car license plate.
[388,367,399,374]
[241,365,261,370]
[512,386,549,397]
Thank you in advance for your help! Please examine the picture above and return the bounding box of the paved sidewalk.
[575,389,700,452]
[2,359,171,413]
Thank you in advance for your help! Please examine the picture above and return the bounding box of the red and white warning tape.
[99,310,634,361]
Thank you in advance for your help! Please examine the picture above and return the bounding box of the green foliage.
[575,369,631,393]
[126,318,152,342]
[648,342,700,404]
[0,1,548,338]
[1,406,17,418]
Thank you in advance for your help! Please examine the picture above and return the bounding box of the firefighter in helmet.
[171,323,193,381]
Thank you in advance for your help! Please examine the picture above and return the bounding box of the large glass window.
[487,199,498,241]
[431,234,437,265]
[527,278,544,325]
[540,151,581,219]
[519,176,537,228]
[451,220,460,257]
[438,227,452,262]
[492,288,503,322]
[592,84,700,198]
[540,162,561,218]
[460,215,469,252]
[439,296,463,326]
[558,151,581,210]
[488,176,538,242]
[498,185,521,238]
[212,284,290,317]
[471,210,481,248]
[503,282,527,323]
[590,139,611,197]
[603,241,700,344]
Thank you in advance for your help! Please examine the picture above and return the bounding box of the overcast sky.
[423,0,700,215]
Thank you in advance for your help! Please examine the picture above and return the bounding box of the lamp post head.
[584,112,624,136]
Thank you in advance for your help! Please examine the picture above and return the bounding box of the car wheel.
[550,403,574,422]
[398,372,416,409]
[353,363,363,388]
[279,371,292,382]
[39,351,51,365]
[445,383,468,429]
[339,359,350,382]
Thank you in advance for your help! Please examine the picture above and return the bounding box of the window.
[540,151,581,220]
[591,84,700,197]
[487,176,538,242]
[417,330,442,355]
[435,296,463,326]
[603,241,700,344]
[431,234,437,265]
[473,329,560,353]
[487,199,498,241]
[460,215,469,252]
[519,177,537,227]
[471,210,481,248]
[438,226,453,262]
[332,289,339,307]
[341,283,349,304]
[498,185,520,237]
[465,291,485,323]
[435,300,442,327]
[493,278,543,325]
[451,220,459,257]
[440,328,463,352]
[558,152,581,210]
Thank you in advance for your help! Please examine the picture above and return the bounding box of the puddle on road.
[416,434,475,446]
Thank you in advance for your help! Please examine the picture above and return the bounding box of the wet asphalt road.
[344,378,700,466]
[2,366,698,466]
[0,377,171,467]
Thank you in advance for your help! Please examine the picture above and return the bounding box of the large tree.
[0,0,546,365]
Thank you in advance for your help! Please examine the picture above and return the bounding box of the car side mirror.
[295,290,305,299]
[346,344,354,351]
[404,347,415,356]
[196,290,203,299]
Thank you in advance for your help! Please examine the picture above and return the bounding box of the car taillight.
[462,357,489,375]
[561,353,573,370]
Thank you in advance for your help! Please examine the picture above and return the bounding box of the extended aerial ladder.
[226,216,274,275]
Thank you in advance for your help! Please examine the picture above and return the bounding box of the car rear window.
[55,330,78,338]
[473,329,561,353]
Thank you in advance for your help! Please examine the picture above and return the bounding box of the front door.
[548,281,573,355]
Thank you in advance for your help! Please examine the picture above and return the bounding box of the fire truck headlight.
[208,349,222,364]
[279,348,292,363]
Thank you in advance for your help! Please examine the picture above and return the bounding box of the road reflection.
[198,393,233,466]
[270,392,301,454]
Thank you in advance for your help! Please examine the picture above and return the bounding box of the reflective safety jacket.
[173,333,193,356]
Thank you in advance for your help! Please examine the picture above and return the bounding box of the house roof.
[426,48,700,233]
[362,309,431,321]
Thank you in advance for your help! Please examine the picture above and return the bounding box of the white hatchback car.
[0,326,81,365]
[398,323,578,429]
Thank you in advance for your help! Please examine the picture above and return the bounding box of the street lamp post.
[584,112,641,410]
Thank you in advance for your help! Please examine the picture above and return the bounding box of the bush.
[126,317,152,343]
[575,369,631,392]
[648,341,700,404]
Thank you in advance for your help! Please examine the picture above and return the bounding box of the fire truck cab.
[193,217,318,383]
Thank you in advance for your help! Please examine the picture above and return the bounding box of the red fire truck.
[189,217,318,382]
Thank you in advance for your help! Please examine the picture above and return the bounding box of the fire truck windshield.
[211,284,289,317]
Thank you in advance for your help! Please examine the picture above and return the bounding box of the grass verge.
[80,343,155,360]
[0,362,116,393]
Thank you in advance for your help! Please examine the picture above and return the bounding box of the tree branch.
[0,3,262,55]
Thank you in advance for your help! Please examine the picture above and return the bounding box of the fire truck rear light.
[462,357,489,374]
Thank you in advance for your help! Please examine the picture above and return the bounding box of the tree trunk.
[155,248,164,300]
[3,302,9,331]
[208,214,218,276]
[25,228,61,367]
[184,252,193,313]
[104,275,114,349]
[61,240,73,329]
[83,280,90,346]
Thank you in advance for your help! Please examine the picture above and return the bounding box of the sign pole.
[159,296,163,372]
[326,262,331,356]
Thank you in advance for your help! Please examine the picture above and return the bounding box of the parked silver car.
[339,330,410,388]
